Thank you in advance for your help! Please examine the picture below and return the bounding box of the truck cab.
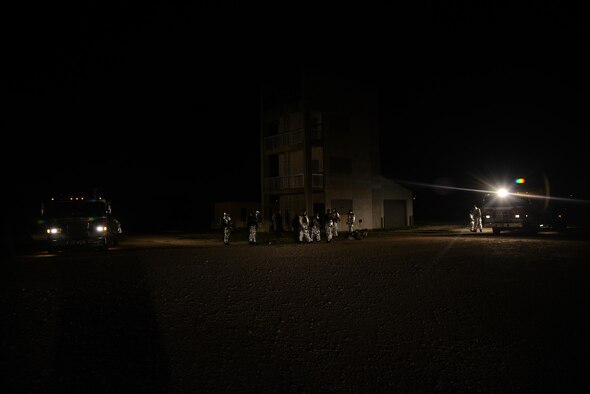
[41,196,122,251]
[482,190,542,234]
[481,178,568,235]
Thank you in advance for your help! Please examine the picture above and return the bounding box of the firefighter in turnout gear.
[247,210,261,244]
[470,204,483,232]
[332,208,340,237]
[299,209,312,243]
[324,209,334,243]
[346,209,356,239]
[310,212,322,242]
[220,212,233,245]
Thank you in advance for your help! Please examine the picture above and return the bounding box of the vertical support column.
[301,68,313,214]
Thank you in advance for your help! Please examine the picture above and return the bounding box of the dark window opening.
[269,155,279,177]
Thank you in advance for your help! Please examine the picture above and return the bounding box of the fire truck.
[40,195,122,251]
[481,178,567,235]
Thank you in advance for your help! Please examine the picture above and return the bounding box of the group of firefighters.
[220,208,358,245]
[291,208,357,243]
[220,203,484,245]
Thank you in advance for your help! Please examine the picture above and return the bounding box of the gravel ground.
[2,228,589,393]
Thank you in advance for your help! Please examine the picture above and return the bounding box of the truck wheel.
[492,228,501,235]
[99,239,109,251]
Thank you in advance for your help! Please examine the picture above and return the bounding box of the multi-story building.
[261,69,413,231]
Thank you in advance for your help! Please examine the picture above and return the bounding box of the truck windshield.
[45,200,107,218]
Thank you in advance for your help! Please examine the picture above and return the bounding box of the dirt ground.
[2,228,589,392]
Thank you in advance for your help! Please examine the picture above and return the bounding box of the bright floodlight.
[497,188,509,197]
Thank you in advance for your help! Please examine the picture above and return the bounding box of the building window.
[311,146,323,173]
[312,160,320,173]
[269,155,279,177]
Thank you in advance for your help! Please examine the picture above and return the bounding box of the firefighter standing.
[324,209,334,243]
[248,210,261,244]
[310,212,322,242]
[220,211,233,245]
[470,204,483,232]
[332,208,340,237]
[299,209,312,243]
[346,209,356,239]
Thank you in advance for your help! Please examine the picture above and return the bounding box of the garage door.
[384,199,406,228]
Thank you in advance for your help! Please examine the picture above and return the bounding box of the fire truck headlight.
[95,226,107,232]
[496,188,509,197]
[514,214,520,218]
[485,214,491,219]
[47,227,61,234]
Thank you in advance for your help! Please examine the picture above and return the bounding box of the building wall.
[260,70,413,231]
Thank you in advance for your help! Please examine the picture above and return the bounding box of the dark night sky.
[4,2,590,232]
